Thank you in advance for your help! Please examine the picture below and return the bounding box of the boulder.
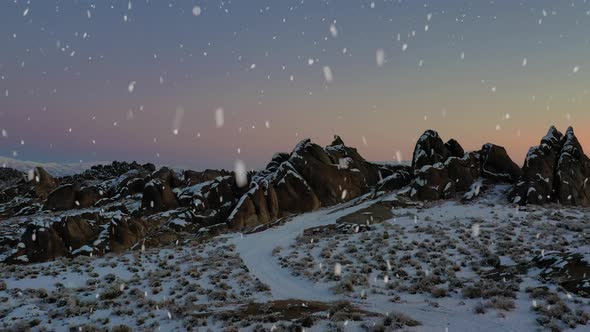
[76,186,101,208]
[555,127,590,206]
[409,130,481,201]
[274,167,321,214]
[288,138,367,206]
[227,195,259,230]
[29,167,58,199]
[480,143,522,183]
[141,180,179,212]
[410,164,454,201]
[10,225,67,263]
[57,216,99,250]
[153,167,182,188]
[445,139,465,158]
[109,218,150,253]
[445,153,481,192]
[510,126,564,205]
[411,130,453,175]
[127,177,146,194]
[376,169,413,192]
[44,185,100,211]
[44,184,77,211]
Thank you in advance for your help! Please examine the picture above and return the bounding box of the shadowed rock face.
[480,143,522,183]
[141,179,179,212]
[510,126,564,205]
[411,130,454,175]
[511,126,590,207]
[555,128,590,206]
[409,130,519,201]
[226,136,411,230]
[30,167,59,199]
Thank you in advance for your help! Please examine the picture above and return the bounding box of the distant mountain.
[0,156,106,177]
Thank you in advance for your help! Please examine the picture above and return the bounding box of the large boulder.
[555,127,590,206]
[57,216,99,250]
[409,130,481,201]
[510,126,590,207]
[510,126,564,205]
[445,139,465,159]
[410,163,454,201]
[227,194,259,231]
[76,186,101,208]
[44,184,77,211]
[446,153,482,192]
[288,138,367,206]
[480,143,522,183]
[411,131,463,175]
[227,136,392,231]
[153,167,182,188]
[141,180,179,212]
[126,177,146,195]
[9,224,67,263]
[108,218,151,253]
[376,168,413,192]
[274,166,321,214]
[29,167,58,199]
[44,185,101,211]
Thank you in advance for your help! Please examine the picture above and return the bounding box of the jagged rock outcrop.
[555,128,590,206]
[153,167,182,188]
[29,167,59,199]
[6,211,162,263]
[480,143,522,183]
[510,126,564,205]
[140,167,185,212]
[126,177,146,195]
[511,126,590,207]
[7,224,67,263]
[376,167,413,192]
[44,184,102,211]
[141,179,179,212]
[411,131,466,175]
[45,184,77,211]
[409,130,518,201]
[8,129,590,265]
[226,136,410,230]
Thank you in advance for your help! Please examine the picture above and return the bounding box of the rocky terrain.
[0,127,589,331]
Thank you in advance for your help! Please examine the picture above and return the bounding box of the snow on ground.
[237,185,590,331]
[230,194,378,302]
[1,185,590,331]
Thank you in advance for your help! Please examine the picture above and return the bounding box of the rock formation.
[511,126,590,206]
[3,128,590,264]
[409,130,519,201]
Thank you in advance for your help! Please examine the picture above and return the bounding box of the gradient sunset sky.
[1,0,590,170]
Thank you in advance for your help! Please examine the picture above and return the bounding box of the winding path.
[230,196,377,302]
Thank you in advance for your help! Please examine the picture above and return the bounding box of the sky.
[1,0,590,171]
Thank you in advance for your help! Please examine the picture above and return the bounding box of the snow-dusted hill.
[0,156,106,177]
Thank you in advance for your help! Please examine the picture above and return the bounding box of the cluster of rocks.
[2,127,589,264]
[226,136,410,230]
[510,126,590,206]
[0,161,237,263]
[407,130,521,201]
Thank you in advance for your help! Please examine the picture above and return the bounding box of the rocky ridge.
[0,127,588,264]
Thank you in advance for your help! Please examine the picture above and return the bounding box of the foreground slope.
[1,185,589,331]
